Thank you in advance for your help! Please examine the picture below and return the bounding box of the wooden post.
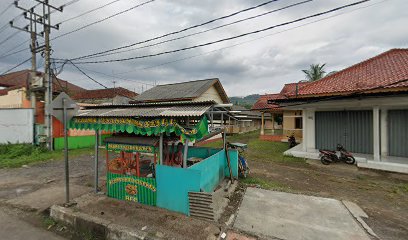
[261,112,265,135]
[136,152,140,177]
[271,113,275,135]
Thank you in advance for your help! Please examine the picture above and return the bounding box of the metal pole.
[183,139,189,168]
[94,130,99,193]
[159,133,163,165]
[222,130,226,150]
[63,98,69,203]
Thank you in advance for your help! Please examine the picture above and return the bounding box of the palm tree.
[302,63,326,81]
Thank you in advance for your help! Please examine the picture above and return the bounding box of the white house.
[273,49,408,174]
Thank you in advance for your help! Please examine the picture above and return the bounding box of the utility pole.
[11,0,63,150]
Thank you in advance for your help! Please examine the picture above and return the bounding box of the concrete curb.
[50,205,162,240]
[342,200,379,239]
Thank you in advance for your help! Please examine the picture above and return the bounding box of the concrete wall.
[0,108,34,144]
[0,88,29,108]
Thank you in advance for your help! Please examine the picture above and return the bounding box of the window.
[295,117,303,129]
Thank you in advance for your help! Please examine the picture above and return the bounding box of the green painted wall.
[54,134,111,150]
[107,172,157,205]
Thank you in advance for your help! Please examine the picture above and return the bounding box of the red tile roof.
[0,69,86,95]
[291,49,408,97]
[72,87,138,100]
[251,94,282,111]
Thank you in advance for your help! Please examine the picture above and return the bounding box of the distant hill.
[230,94,260,109]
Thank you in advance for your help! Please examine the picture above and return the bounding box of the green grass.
[202,131,305,164]
[0,143,93,169]
[241,177,290,191]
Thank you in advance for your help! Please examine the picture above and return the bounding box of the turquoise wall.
[189,149,238,192]
[156,165,201,215]
[155,147,239,215]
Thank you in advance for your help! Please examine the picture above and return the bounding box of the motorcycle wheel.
[345,156,355,165]
[320,156,331,165]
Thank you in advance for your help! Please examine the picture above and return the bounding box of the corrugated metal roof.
[133,78,230,103]
[75,103,212,118]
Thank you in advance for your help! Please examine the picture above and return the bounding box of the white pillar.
[260,112,265,135]
[373,107,381,161]
[302,110,307,152]
[380,108,388,157]
[306,109,316,152]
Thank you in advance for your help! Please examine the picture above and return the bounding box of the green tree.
[302,63,326,81]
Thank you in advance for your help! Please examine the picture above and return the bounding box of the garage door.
[388,110,408,157]
[315,111,373,154]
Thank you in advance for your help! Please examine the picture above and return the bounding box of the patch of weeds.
[356,174,368,181]
[390,183,408,195]
[241,177,290,192]
[42,216,57,229]
[79,230,97,240]
[0,143,93,168]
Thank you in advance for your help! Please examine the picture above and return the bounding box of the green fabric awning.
[69,116,208,141]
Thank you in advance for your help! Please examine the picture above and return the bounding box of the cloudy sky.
[0,0,406,96]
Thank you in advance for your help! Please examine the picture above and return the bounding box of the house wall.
[282,110,303,141]
[0,88,26,108]
[287,95,408,161]
[194,85,223,104]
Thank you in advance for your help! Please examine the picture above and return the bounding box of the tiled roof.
[0,69,86,94]
[291,49,408,97]
[251,94,282,110]
[134,78,229,103]
[72,87,138,100]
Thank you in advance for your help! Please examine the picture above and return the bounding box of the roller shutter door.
[315,111,373,154]
[388,110,408,157]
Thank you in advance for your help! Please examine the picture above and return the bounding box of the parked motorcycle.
[288,133,297,148]
[319,144,355,165]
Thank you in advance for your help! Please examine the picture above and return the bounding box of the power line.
[0,57,31,75]
[81,0,312,60]
[70,0,372,64]
[53,0,156,41]
[0,0,82,59]
[0,31,21,47]
[118,0,390,75]
[57,0,124,25]
[68,0,282,61]
[68,60,108,88]
[0,2,13,18]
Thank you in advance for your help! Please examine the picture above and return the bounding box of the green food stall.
[69,101,238,215]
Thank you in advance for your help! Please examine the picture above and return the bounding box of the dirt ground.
[1,145,407,240]
[248,159,408,240]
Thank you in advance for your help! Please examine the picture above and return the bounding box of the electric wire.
[0,57,31,75]
[68,60,108,88]
[69,0,372,64]
[115,0,389,75]
[80,0,312,60]
[0,31,21,47]
[68,0,282,61]
[53,0,156,41]
[57,0,124,25]
[0,2,13,18]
